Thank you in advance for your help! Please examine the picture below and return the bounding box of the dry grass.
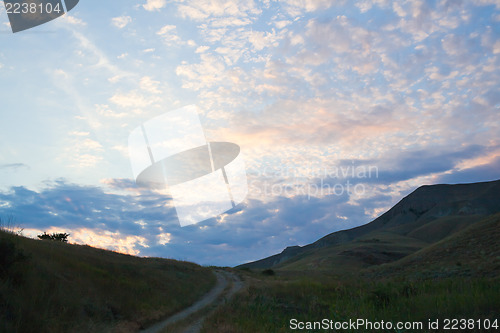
[201,270,500,333]
[0,230,215,333]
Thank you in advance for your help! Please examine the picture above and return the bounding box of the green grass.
[0,230,216,333]
[369,213,500,279]
[272,232,428,273]
[201,271,500,333]
[203,214,500,332]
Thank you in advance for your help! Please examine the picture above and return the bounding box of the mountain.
[238,179,500,274]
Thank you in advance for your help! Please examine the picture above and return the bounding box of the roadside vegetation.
[202,270,500,332]
[0,228,215,333]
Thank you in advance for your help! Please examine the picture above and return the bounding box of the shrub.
[262,269,275,276]
[37,232,70,242]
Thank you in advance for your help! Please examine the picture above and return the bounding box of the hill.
[205,180,500,332]
[239,179,500,274]
[0,230,215,333]
[368,211,500,279]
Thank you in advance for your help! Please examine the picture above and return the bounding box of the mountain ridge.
[238,179,500,271]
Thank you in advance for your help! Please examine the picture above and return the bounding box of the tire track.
[140,270,242,333]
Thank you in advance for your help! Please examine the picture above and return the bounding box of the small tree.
[37,232,70,243]
[52,233,70,242]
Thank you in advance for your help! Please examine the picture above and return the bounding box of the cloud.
[157,24,182,45]
[176,0,260,21]
[0,179,376,266]
[195,46,210,53]
[95,104,127,118]
[139,76,161,94]
[109,91,160,108]
[436,156,500,184]
[143,0,166,11]
[0,163,29,171]
[302,16,381,73]
[157,232,171,245]
[70,31,132,81]
[176,53,226,90]
[369,145,495,185]
[60,134,105,169]
[111,16,132,29]
[281,0,336,16]
[0,180,176,233]
[71,229,149,255]
[473,0,500,9]
[247,30,280,51]
[61,15,86,26]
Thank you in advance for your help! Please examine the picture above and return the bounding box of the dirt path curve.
[182,271,244,333]
[140,270,243,333]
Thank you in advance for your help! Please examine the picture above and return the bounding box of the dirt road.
[140,270,243,333]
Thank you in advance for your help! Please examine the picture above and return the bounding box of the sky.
[0,0,499,266]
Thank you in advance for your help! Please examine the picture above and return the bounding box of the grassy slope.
[273,214,480,273]
[0,230,215,333]
[201,214,500,332]
[240,180,500,271]
[367,212,500,279]
[202,271,500,333]
[202,213,500,332]
[275,232,429,273]
[264,213,494,273]
[257,213,495,274]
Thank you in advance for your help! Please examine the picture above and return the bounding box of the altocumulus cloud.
[1,0,500,266]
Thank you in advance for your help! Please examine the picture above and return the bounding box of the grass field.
[203,213,500,332]
[0,229,215,333]
[202,270,500,332]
